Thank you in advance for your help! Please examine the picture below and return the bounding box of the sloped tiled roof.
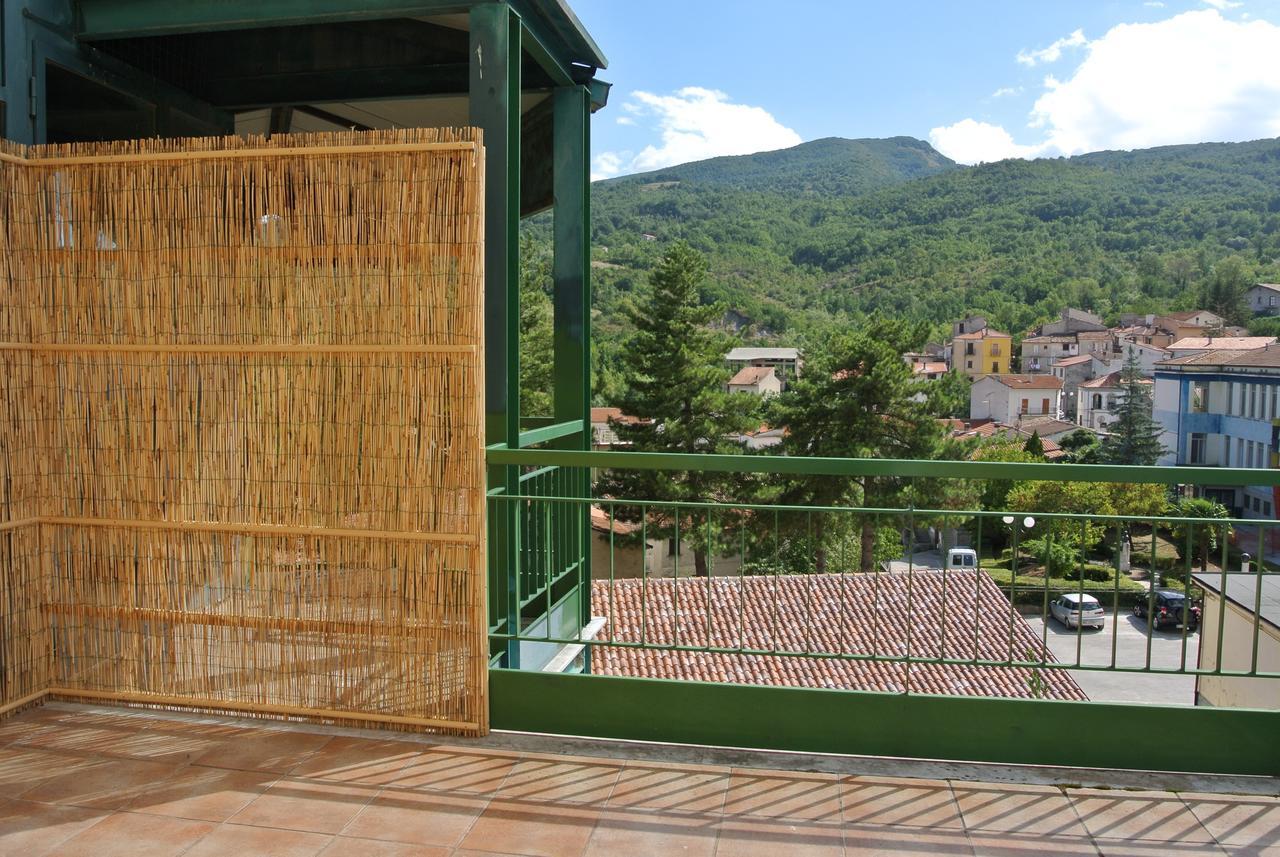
[982,374,1063,390]
[728,365,778,386]
[912,361,948,375]
[590,572,1086,700]
[1159,344,1280,369]
[1168,336,1276,351]
[1053,354,1094,367]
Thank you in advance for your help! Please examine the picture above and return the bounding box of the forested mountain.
[525,135,1280,402]
[607,136,957,197]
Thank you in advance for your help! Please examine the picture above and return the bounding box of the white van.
[944,548,978,570]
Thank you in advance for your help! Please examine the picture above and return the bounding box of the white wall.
[1197,593,1280,709]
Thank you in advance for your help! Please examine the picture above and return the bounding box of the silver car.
[1050,593,1106,629]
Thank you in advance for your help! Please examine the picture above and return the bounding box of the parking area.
[1023,608,1201,705]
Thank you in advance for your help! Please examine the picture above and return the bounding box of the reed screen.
[0,129,487,733]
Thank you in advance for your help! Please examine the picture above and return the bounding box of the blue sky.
[573,0,1280,178]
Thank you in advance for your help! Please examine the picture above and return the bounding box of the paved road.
[884,550,944,574]
[1022,608,1200,705]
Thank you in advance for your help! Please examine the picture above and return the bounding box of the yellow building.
[952,328,1013,377]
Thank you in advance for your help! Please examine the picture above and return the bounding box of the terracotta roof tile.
[590,572,1086,701]
[953,328,1011,341]
[729,365,777,386]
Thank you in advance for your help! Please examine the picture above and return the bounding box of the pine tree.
[1101,350,1166,466]
[1022,431,1045,458]
[767,319,947,572]
[600,242,758,576]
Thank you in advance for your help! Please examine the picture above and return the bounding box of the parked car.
[944,548,978,571]
[1050,593,1106,629]
[1133,589,1201,630]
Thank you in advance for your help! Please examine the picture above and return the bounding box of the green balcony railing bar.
[485,446,1280,776]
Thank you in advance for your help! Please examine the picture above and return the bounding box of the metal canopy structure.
[0,0,606,670]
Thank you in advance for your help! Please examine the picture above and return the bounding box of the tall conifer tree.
[1101,350,1166,466]
[601,242,757,576]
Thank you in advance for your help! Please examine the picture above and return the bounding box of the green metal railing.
[485,447,1280,774]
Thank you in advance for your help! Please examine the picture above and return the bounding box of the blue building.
[1154,346,1280,526]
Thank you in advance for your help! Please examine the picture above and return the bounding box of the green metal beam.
[490,669,1280,777]
[472,1,522,667]
[516,420,582,448]
[74,1,472,40]
[485,447,1280,487]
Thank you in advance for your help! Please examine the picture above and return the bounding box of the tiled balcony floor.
[0,703,1277,856]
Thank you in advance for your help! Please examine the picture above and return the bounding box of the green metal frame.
[491,669,1280,776]
[487,447,1280,487]
[488,447,1280,775]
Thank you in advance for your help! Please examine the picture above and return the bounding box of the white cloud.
[1145,1,1164,7]
[1202,0,1242,9]
[928,119,1044,164]
[991,86,1023,98]
[616,116,635,126]
[1016,29,1087,66]
[931,10,1280,163]
[592,152,625,182]
[591,87,801,180]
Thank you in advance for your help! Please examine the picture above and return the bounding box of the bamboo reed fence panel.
[0,130,488,732]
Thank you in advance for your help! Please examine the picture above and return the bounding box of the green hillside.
[526,135,1280,401]
[608,136,957,196]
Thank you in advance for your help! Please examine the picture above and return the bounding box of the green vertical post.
[472,1,522,667]
[2,2,34,143]
[552,83,592,637]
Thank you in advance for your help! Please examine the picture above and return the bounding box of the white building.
[727,365,783,397]
[725,347,802,386]
[1076,371,1153,433]
[970,374,1063,424]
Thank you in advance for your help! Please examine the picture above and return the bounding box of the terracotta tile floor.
[0,704,1275,857]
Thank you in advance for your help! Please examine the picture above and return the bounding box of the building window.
[966,360,973,370]
[1238,437,1245,465]
[1271,386,1278,422]
[1092,393,1102,410]
[1192,381,1208,413]
[1250,384,1259,419]
[1271,296,1277,307]
[1189,432,1207,464]
[992,362,1000,373]
[966,343,975,356]
[1020,398,1029,414]
[1225,437,1232,467]
[991,343,1001,356]
[1248,441,1256,469]
[1266,501,1273,516]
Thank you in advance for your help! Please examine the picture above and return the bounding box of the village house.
[951,315,988,338]
[1051,354,1095,418]
[590,407,645,450]
[952,328,1012,377]
[1036,307,1108,336]
[727,365,783,396]
[725,346,802,386]
[1077,371,1154,433]
[970,374,1063,423]
[1246,283,1280,316]
[1019,333,1078,374]
[949,418,1073,459]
